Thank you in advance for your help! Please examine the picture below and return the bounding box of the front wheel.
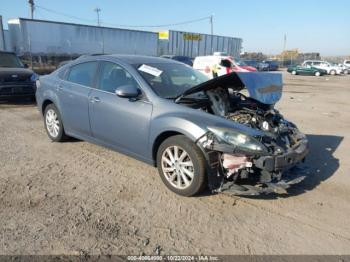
[343,69,349,75]
[44,104,68,142]
[156,135,207,196]
[291,70,297,75]
[315,71,321,77]
[330,70,336,76]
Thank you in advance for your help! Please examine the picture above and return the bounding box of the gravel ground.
[0,72,349,255]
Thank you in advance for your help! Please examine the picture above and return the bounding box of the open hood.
[179,72,283,105]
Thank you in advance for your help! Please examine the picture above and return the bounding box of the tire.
[44,103,68,142]
[156,135,207,196]
[344,69,349,75]
[291,70,297,75]
[330,70,336,76]
[315,71,321,77]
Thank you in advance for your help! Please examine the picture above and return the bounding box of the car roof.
[97,54,178,65]
[0,51,16,55]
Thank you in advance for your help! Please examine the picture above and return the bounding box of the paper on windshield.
[138,64,163,77]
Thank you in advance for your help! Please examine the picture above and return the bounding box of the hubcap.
[45,109,60,138]
[161,146,194,190]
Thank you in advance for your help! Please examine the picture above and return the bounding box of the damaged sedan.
[36,55,308,197]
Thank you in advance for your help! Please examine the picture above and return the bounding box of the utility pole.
[94,7,101,26]
[210,14,214,54]
[28,0,35,19]
[210,15,214,36]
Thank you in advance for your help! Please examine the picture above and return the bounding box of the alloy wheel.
[161,146,194,190]
[45,109,60,138]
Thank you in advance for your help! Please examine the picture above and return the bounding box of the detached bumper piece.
[215,173,306,196]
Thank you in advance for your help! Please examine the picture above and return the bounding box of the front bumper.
[254,139,308,172]
[0,83,36,99]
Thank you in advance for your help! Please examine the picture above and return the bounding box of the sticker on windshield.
[138,64,163,77]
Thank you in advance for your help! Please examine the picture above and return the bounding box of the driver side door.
[88,61,153,160]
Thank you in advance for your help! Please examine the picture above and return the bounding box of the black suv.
[0,51,37,100]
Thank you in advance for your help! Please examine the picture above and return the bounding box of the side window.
[67,62,98,87]
[98,62,139,93]
[220,59,232,68]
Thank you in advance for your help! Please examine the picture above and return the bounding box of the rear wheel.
[156,135,207,196]
[44,104,67,142]
[315,71,321,77]
[330,70,336,76]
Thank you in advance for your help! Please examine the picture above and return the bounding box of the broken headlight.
[207,127,268,154]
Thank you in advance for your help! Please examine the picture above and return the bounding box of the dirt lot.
[0,72,350,255]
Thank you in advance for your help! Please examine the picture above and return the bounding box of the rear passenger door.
[88,61,153,159]
[59,61,98,137]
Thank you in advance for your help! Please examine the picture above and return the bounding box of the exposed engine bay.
[177,81,309,196]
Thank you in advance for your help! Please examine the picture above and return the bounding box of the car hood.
[0,67,34,78]
[179,71,283,105]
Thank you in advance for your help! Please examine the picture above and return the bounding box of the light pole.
[28,0,35,19]
[94,7,101,26]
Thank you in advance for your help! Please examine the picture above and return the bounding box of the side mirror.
[115,85,141,98]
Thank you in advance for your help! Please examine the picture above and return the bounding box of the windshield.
[235,60,247,66]
[134,62,209,98]
[0,53,23,68]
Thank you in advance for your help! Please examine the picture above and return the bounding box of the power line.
[35,5,211,29]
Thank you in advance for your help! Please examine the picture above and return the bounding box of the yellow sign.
[158,31,169,40]
[183,33,202,41]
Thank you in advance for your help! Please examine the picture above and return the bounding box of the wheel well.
[42,100,53,115]
[152,131,184,166]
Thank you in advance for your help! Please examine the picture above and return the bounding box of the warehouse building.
[1,17,242,64]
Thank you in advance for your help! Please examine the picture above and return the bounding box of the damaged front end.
[179,72,309,196]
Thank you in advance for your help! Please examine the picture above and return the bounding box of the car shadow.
[225,134,343,200]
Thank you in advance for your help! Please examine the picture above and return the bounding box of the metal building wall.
[158,30,242,58]
[0,16,5,51]
[3,30,13,52]
[8,18,159,56]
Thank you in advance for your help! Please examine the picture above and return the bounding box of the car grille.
[1,75,31,83]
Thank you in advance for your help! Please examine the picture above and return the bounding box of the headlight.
[207,126,268,154]
[30,73,39,82]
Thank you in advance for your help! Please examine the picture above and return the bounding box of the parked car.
[287,64,327,76]
[344,60,350,68]
[337,64,349,75]
[0,51,38,101]
[160,55,193,66]
[243,60,269,71]
[36,55,308,197]
[234,60,258,72]
[193,55,255,78]
[263,60,279,71]
[302,60,342,75]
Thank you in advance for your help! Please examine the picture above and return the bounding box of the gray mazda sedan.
[36,55,308,196]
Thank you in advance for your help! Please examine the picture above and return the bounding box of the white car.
[344,60,350,67]
[193,55,251,79]
[302,60,343,75]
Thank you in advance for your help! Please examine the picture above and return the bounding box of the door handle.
[90,97,101,103]
[55,84,63,91]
